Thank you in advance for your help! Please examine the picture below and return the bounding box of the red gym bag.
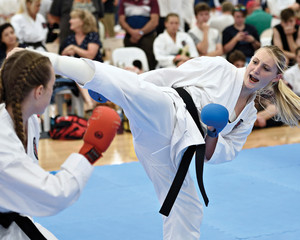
[49,115,88,140]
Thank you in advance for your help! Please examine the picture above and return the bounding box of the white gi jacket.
[44,52,257,240]
[11,13,48,52]
[153,30,199,68]
[0,104,94,239]
[73,56,256,240]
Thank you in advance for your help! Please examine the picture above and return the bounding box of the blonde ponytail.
[273,79,300,126]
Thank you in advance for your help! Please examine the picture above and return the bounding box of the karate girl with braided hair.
[0,50,121,239]
[25,45,300,240]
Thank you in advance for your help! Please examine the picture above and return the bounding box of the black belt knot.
[0,212,19,228]
[0,212,47,240]
[24,41,47,51]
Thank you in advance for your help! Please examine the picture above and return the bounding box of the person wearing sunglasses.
[222,4,261,63]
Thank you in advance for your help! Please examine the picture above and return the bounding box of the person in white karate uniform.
[33,45,300,240]
[153,13,198,68]
[0,50,120,239]
[11,0,48,52]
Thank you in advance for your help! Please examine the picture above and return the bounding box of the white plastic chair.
[112,47,149,72]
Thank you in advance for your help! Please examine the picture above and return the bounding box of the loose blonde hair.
[70,9,98,34]
[258,45,300,126]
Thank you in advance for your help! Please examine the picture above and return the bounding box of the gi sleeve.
[0,152,93,217]
[206,105,257,164]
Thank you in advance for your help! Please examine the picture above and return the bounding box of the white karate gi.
[0,104,94,239]
[39,52,258,239]
[153,30,199,68]
[11,12,48,52]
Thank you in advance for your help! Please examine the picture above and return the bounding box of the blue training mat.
[35,143,300,240]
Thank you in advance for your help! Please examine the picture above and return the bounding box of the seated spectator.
[60,9,103,62]
[208,1,235,34]
[11,0,48,52]
[283,46,300,96]
[245,0,272,36]
[227,49,246,68]
[60,8,103,114]
[0,23,26,65]
[188,2,223,57]
[222,4,260,62]
[49,0,104,48]
[153,13,198,68]
[272,7,300,66]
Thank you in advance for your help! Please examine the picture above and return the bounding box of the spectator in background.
[208,1,235,34]
[188,2,223,57]
[11,0,48,52]
[49,0,104,50]
[227,49,246,68]
[101,0,118,38]
[0,23,26,65]
[118,0,159,70]
[222,4,260,62]
[60,8,103,114]
[284,46,300,96]
[245,0,272,36]
[153,13,198,68]
[272,7,300,66]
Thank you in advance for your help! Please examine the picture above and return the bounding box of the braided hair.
[0,50,51,145]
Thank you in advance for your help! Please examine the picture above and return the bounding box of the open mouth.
[249,74,259,83]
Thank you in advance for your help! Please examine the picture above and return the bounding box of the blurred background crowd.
[1,0,300,132]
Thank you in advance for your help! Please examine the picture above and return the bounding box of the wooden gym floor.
[39,125,300,172]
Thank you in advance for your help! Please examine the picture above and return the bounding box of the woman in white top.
[11,0,48,51]
[153,13,198,68]
[37,45,300,240]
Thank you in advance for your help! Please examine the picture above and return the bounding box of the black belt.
[24,41,47,51]
[0,212,47,240]
[159,87,209,217]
